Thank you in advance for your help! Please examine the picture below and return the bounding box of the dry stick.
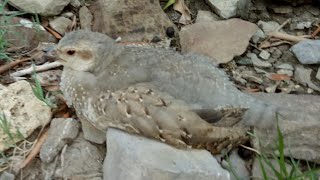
[15,129,49,171]
[268,31,309,43]
[10,61,62,77]
[311,25,320,38]
[0,57,32,75]
[44,26,62,40]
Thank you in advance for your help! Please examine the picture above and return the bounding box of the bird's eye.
[66,50,76,56]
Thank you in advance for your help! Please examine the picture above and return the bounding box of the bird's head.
[48,30,116,72]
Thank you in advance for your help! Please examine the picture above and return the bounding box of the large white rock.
[103,128,230,180]
[0,81,51,151]
[9,0,71,16]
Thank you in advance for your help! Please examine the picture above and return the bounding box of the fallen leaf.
[173,0,191,25]
[266,73,291,81]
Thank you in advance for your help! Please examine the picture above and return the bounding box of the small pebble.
[166,27,175,38]
[259,50,270,60]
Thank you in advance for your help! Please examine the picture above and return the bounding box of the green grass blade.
[163,0,175,10]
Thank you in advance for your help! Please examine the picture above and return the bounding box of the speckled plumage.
[55,30,278,153]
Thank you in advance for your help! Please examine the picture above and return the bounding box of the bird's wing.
[89,84,248,153]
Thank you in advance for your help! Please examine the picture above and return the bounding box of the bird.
[50,30,278,154]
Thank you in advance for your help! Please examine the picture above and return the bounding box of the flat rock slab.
[0,80,51,151]
[291,40,320,64]
[249,93,320,163]
[9,0,70,16]
[96,0,176,41]
[103,128,230,180]
[180,18,257,64]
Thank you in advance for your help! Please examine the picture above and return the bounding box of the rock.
[293,21,312,30]
[40,118,79,163]
[9,0,71,16]
[96,0,176,41]
[70,0,81,8]
[291,40,320,64]
[259,50,270,60]
[241,71,263,84]
[0,81,51,151]
[104,128,231,180]
[316,67,320,80]
[257,20,280,34]
[269,6,293,14]
[0,17,56,50]
[252,158,292,179]
[269,47,282,59]
[49,17,72,35]
[221,150,250,179]
[196,10,218,22]
[79,6,93,30]
[249,93,320,163]
[294,65,320,92]
[62,12,75,18]
[277,69,293,77]
[247,53,272,68]
[54,134,104,179]
[0,171,15,180]
[205,0,249,19]
[80,118,106,144]
[180,19,257,64]
[275,63,294,70]
[251,28,265,44]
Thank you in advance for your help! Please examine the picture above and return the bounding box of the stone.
[259,50,270,60]
[54,134,104,179]
[221,150,250,180]
[251,28,265,44]
[103,128,231,180]
[0,171,15,180]
[40,118,79,163]
[252,158,292,179]
[9,0,71,16]
[49,17,72,35]
[247,53,272,68]
[316,67,320,80]
[196,10,218,22]
[70,0,81,8]
[257,20,280,34]
[270,6,293,14]
[294,21,312,30]
[205,0,249,19]
[79,6,93,30]
[80,118,106,144]
[250,93,320,163]
[95,0,176,41]
[269,47,282,59]
[0,16,56,50]
[180,19,257,64]
[277,69,293,77]
[294,65,320,92]
[0,80,51,151]
[275,63,294,70]
[290,40,320,64]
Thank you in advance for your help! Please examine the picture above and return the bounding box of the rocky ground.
[0,0,320,179]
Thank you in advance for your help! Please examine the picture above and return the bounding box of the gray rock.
[316,67,320,80]
[49,17,72,35]
[247,53,272,68]
[196,10,218,22]
[294,21,312,30]
[9,0,71,16]
[70,0,81,8]
[251,28,265,44]
[54,134,104,179]
[294,65,320,92]
[0,171,15,180]
[96,0,176,41]
[104,128,230,180]
[80,118,106,144]
[291,40,320,64]
[269,47,282,59]
[180,19,257,64]
[205,0,249,19]
[40,118,79,163]
[250,93,320,163]
[259,50,270,60]
[0,80,51,152]
[252,158,292,180]
[221,150,250,180]
[62,12,75,18]
[277,69,293,77]
[79,6,93,30]
[270,6,293,14]
[257,20,280,34]
[275,63,294,70]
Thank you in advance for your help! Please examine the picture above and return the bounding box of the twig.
[311,25,320,38]
[10,61,62,77]
[240,144,261,155]
[14,129,49,172]
[0,57,32,75]
[268,31,309,43]
[44,26,62,40]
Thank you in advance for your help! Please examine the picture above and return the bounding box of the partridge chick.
[53,30,276,153]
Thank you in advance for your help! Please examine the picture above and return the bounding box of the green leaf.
[163,0,175,10]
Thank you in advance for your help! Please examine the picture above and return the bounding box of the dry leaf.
[266,73,290,81]
[173,0,191,25]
